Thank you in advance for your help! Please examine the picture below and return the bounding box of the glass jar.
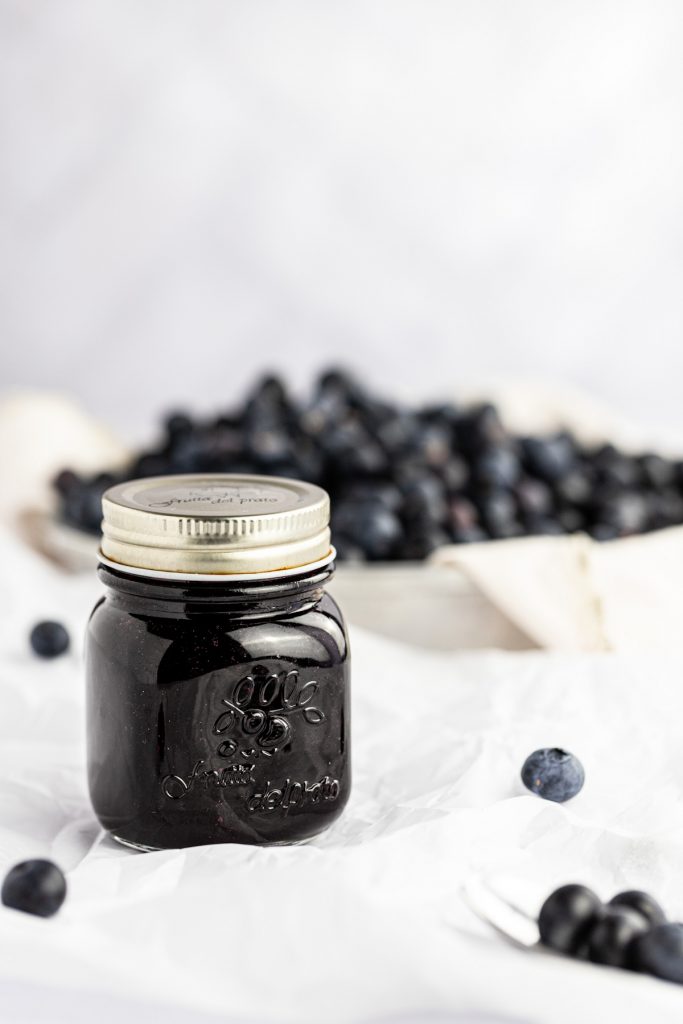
[85,474,350,851]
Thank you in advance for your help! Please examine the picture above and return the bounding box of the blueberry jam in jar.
[86,474,350,851]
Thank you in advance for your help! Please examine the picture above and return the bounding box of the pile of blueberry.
[53,370,683,561]
[539,884,683,983]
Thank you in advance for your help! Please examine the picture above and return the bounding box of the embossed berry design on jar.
[86,474,350,850]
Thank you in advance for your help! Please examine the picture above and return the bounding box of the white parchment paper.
[0,530,682,1024]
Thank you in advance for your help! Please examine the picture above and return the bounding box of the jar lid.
[100,474,331,575]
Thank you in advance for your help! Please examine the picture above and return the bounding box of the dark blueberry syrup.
[86,562,350,850]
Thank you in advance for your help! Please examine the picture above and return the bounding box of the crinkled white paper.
[1,530,683,1024]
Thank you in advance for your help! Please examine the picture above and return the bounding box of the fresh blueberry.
[473,445,521,490]
[457,404,508,453]
[440,455,469,494]
[449,497,479,533]
[596,452,642,491]
[476,490,517,533]
[409,425,453,469]
[450,525,488,544]
[167,433,214,473]
[130,453,172,477]
[52,468,80,497]
[343,481,403,513]
[1,859,67,918]
[589,522,620,542]
[323,423,388,477]
[648,490,683,530]
[522,434,576,483]
[334,500,403,561]
[331,536,366,562]
[554,467,593,507]
[248,373,288,409]
[477,488,524,538]
[246,428,292,465]
[400,474,448,525]
[62,480,106,534]
[317,367,359,396]
[608,891,666,928]
[418,402,460,426]
[557,508,585,534]
[515,477,554,519]
[163,411,194,440]
[29,621,70,659]
[376,413,421,455]
[629,923,683,983]
[595,493,649,536]
[525,517,566,537]
[521,748,585,802]
[538,884,603,956]
[588,906,650,967]
[639,453,677,490]
[400,525,451,559]
[487,519,525,540]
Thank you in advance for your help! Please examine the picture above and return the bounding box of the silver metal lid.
[100,474,331,575]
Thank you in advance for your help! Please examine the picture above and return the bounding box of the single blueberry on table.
[608,890,666,929]
[521,748,585,802]
[538,884,603,956]
[1,860,67,918]
[587,905,650,967]
[629,923,683,984]
[29,621,70,659]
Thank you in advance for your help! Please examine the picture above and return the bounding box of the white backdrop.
[1,0,683,439]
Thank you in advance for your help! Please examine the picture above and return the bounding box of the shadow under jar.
[86,474,350,851]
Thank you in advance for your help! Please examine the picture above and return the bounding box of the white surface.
[2,2,683,435]
[1,530,683,1023]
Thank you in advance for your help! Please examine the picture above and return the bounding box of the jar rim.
[97,547,336,583]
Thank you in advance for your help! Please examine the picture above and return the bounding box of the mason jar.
[85,474,350,851]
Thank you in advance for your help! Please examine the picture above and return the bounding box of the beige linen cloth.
[2,383,682,654]
[433,528,683,652]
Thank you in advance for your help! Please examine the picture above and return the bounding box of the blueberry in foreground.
[587,906,650,967]
[629,923,683,984]
[1,860,67,918]
[538,884,603,955]
[608,890,666,928]
[29,620,70,659]
[521,747,585,802]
